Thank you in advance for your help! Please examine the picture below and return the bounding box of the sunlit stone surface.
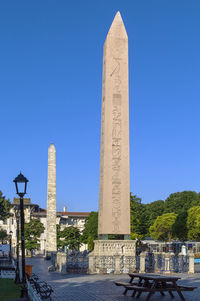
[98,11,130,236]
[46,143,57,255]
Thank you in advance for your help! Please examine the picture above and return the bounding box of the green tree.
[172,210,188,241]
[24,218,45,252]
[187,206,200,240]
[0,229,8,244]
[130,194,149,239]
[164,191,200,240]
[57,226,81,250]
[149,212,177,241]
[81,211,98,251]
[164,191,200,214]
[145,200,165,228]
[57,224,62,249]
[0,191,11,221]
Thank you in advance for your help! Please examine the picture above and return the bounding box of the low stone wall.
[56,252,67,273]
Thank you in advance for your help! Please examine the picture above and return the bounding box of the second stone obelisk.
[98,11,130,237]
[46,143,57,256]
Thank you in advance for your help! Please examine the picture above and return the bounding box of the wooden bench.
[26,272,53,300]
[115,273,197,301]
[125,284,197,292]
[33,281,53,299]
[125,284,197,300]
[114,282,139,295]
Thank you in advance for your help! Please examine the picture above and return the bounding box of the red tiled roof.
[57,212,90,216]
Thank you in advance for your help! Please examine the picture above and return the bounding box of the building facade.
[0,198,90,254]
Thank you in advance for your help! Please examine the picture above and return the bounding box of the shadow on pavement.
[26,257,200,301]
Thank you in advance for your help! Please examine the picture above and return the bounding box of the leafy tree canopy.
[146,200,165,228]
[172,210,188,241]
[187,206,200,241]
[162,191,200,241]
[0,229,8,244]
[24,218,45,251]
[130,194,149,239]
[164,191,200,214]
[57,226,81,251]
[0,191,11,221]
[82,212,98,242]
[81,211,98,251]
[149,212,177,241]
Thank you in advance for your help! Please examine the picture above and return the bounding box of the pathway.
[26,257,200,301]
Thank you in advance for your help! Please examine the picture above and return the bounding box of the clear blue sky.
[1,1,200,212]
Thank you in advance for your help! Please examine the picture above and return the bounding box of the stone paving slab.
[26,257,200,301]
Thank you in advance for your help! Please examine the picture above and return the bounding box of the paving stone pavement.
[26,257,200,301]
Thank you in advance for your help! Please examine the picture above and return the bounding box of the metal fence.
[66,252,89,273]
[194,259,200,273]
[144,253,189,273]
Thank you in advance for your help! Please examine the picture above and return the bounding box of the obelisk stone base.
[89,240,136,274]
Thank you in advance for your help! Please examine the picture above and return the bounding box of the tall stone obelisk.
[46,143,57,256]
[89,13,135,274]
[98,11,130,237]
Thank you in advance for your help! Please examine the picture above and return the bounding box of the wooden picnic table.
[115,273,196,301]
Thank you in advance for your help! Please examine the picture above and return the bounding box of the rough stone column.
[114,255,121,274]
[164,253,171,274]
[88,253,95,274]
[57,252,67,274]
[98,11,130,236]
[188,253,194,274]
[139,252,146,273]
[46,143,57,256]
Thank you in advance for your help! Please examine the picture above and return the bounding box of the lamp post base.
[15,269,21,284]
[20,283,28,299]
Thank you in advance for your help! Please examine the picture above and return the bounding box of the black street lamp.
[13,205,20,284]
[9,230,13,262]
[13,172,28,296]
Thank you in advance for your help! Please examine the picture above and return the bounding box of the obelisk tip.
[49,143,56,150]
[107,11,127,39]
[115,11,121,19]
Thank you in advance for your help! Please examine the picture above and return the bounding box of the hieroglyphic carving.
[98,94,105,232]
[111,57,121,93]
[112,93,122,232]
[109,31,123,233]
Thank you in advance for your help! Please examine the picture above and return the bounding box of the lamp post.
[13,172,28,296]
[9,230,13,262]
[14,205,20,284]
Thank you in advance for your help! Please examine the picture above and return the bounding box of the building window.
[3,220,7,225]
[60,218,69,225]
